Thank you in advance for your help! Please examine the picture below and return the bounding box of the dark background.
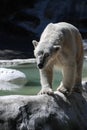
[0,0,87,59]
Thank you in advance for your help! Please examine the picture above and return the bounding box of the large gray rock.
[0,81,87,130]
[0,68,27,86]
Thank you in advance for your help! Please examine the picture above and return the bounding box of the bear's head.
[32,40,61,69]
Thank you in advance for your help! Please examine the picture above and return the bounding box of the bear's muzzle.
[38,63,44,69]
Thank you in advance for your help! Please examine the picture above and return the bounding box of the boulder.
[0,68,27,86]
[0,81,87,130]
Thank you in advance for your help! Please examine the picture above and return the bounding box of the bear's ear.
[32,40,38,48]
[53,45,61,51]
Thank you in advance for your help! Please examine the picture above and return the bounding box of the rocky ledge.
[0,81,87,130]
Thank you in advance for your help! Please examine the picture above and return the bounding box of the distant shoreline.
[0,58,36,67]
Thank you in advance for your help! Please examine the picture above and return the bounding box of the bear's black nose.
[38,63,43,69]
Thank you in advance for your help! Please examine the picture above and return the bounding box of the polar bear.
[32,22,84,95]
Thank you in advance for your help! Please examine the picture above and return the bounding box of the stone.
[0,81,87,130]
[0,68,27,86]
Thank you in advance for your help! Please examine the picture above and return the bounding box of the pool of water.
[0,60,87,96]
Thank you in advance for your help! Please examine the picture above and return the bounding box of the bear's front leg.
[38,67,53,95]
[57,64,76,95]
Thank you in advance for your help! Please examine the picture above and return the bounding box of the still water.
[0,60,87,96]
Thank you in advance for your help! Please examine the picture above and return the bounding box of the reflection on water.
[0,81,20,91]
[0,60,87,96]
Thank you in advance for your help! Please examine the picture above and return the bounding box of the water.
[0,60,87,96]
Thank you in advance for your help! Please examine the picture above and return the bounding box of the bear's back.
[40,22,79,43]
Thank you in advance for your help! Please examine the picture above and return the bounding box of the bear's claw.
[57,86,71,96]
[38,88,54,95]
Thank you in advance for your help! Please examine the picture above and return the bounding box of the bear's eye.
[38,51,43,56]
[44,53,49,57]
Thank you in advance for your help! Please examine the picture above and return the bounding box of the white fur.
[33,22,84,95]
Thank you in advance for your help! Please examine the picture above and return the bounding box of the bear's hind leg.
[73,33,83,93]
[73,61,83,93]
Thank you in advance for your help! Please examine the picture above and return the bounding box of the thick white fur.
[33,22,84,95]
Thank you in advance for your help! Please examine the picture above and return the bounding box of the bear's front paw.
[57,86,71,96]
[38,87,53,95]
